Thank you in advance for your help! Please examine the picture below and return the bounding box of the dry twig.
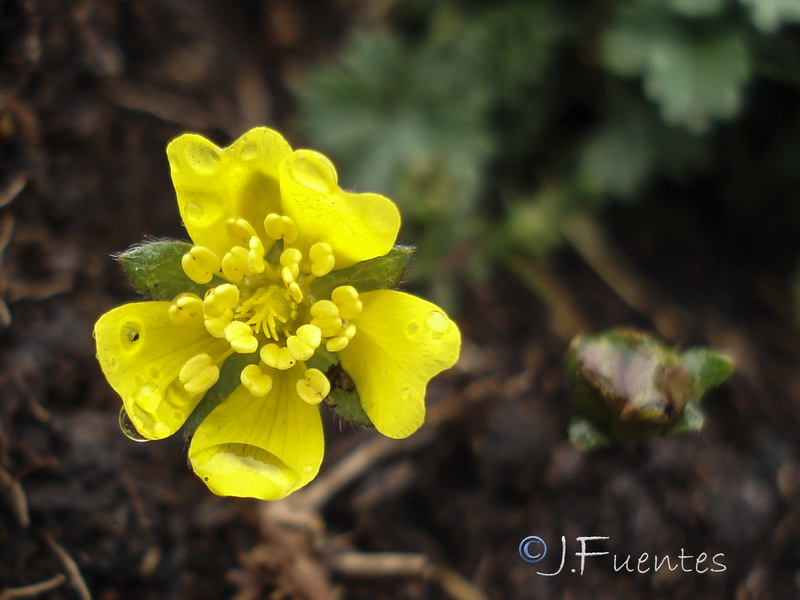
[0,465,29,527]
[0,574,66,600]
[44,533,92,600]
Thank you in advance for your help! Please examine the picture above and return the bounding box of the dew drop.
[239,142,260,160]
[426,311,449,339]
[109,357,118,369]
[188,145,222,174]
[400,388,412,402]
[405,321,420,338]
[91,330,97,340]
[148,365,160,380]
[184,201,204,222]
[119,407,150,442]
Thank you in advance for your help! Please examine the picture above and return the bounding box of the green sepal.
[306,348,374,427]
[183,352,260,436]
[565,328,733,450]
[310,245,414,300]
[117,239,224,301]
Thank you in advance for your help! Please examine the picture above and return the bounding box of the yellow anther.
[331,285,362,320]
[326,336,350,353]
[179,353,220,396]
[310,299,339,319]
[240,364,273,398]
[248,236,266,274]
[286,324,322,361]
[264,213,298,243]
[259,343,296,370]
[296,368,331,405]
[225,218,257,247]
[224,321,259,354]
[280,247,302,267]
[325,323,357,353]
[221,247,251,283]
[309,242,335,277]
[310,300,342,337]
[168,293,203,325]
[181,246,220,284]
[203,284,240,318]
[287,281,304,303]
[205,310,233,338]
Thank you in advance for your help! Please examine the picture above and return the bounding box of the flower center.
[170,213,363,405]
[236,284,296,340]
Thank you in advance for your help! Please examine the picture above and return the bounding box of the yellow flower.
[94,127,461,500]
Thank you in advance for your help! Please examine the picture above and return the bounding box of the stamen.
[264,213,298,243]
[279,248,302,284]
[221,247,252,283]
[310,300,342,338]
[225,218,257,247]
[309,242,335,277]
[326,323,357,353]
[331,285,362,320]
[182,246,220,284]
[240,364,273,397]
[168,293,203,325]
[286,324,322,361]
[205,310,233,338]
[260,343,296,370]
[179,353,220,395]
[248,236,266,274]
[203,284,240,318]
[224,321,259,354]
[296,368,331,405]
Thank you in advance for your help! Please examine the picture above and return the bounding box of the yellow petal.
[94,302,229,440]
[337,290,460,438]
[167,127,292,257]
[188,367,324,499]
[279,150,400,269]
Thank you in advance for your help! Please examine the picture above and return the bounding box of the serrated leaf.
[740,0,800,33]
[602,7,752,132]
[310,245,414,300]
[117,240,223,300]
[183,352,260,435]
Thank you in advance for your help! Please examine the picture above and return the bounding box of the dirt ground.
[2,1,800,599]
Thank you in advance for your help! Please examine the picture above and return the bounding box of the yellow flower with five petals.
[94,127,461,500]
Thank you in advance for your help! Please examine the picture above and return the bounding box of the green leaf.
[740,0,800,33]
[310,245,414,300]
[117,239,223,301]
[183,352,260,435]
[602,7,752,132]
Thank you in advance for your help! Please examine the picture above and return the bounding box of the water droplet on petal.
[184,201,204,222]
[405,321,420,339]
[426,311,449,339]
[289,150,337,194]
[119,407,151,442]
[400,388,412,402]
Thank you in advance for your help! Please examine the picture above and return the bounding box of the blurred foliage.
[295,0,800,309]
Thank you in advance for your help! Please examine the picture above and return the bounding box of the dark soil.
[2,2,799,599]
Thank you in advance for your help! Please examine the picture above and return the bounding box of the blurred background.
[2,0,800,598]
